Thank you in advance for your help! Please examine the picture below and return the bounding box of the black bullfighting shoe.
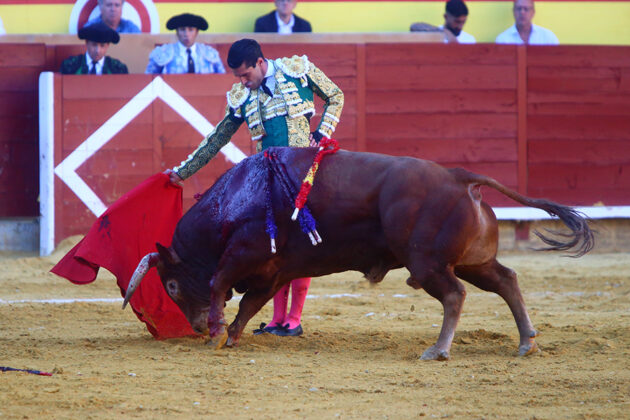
[274,323,303,337]
[252,322,281,335]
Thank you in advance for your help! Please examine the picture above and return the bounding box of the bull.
[123,147,593,360]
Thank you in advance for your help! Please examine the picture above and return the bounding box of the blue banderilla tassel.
[264,156,278,254]
[264,150,322,248]
[297,206,321,245]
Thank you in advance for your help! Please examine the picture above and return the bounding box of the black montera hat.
[166,13,209,31]
[78,22,120,44]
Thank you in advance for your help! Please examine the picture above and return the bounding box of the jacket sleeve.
[254,17,263,32]
[110,58,129,74]
[145,57,162,74]
[307,63,344,138]
[145,45,171,74]
[60,56,81,74]
[254,13,274,33]
[173,106,244,180]
[214,59,226,74]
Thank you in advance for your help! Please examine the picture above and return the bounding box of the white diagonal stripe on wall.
[54,77,247,217]
[158,79,247,163]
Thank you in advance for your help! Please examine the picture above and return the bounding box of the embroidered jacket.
[60,54,128,75]
[145,42,225,74]
[174,55,344,180]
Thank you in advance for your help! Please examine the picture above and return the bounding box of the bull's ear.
[156,242,181,265]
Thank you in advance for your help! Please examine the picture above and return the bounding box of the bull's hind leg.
[455,259,538,356]
[407,258,467,361]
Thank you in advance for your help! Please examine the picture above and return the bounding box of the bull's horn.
[122,252,160,309]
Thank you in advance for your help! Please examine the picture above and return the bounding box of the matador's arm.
[307,63,344,139]
[173,107,244,180]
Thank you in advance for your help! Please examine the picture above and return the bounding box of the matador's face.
[231,57,266,91]
[86,41,110,63]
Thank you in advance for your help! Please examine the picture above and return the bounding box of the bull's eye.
[166,280,179,296]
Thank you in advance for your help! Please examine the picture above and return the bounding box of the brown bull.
[124,147,593,360]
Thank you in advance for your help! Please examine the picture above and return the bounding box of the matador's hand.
[164,169,183,186]
[309,131,323,147]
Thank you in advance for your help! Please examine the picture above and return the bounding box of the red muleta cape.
[51,173,197,339]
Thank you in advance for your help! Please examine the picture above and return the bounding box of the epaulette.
[148,44,175,67]
[226,83,250,109]
[198,44,221,62]
[276,55,310,79]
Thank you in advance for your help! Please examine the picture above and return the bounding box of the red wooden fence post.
[356,43,366,152]
[517,45,528,196]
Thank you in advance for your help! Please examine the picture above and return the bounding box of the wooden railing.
[2,41,630,229]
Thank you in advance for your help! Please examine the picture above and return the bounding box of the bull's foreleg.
[207,287,228,339]
[455,259,538,356]
[226,287,279,346]
[409,263,466,361]
[206,270,236,339]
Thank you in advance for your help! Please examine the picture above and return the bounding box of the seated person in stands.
[495,0,558,45]
[254,0,312,33]
[146,13,225,74]
[84,0,140,34]
[60,23,128,75]
[410,0,475,44]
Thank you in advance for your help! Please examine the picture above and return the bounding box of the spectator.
[146,13,225,74]
[60,23,128,75]
[254,0,312,33]
[84,0,141,34]
[495,0,558,45]
[410,0,475,44]
[165,39,344,337]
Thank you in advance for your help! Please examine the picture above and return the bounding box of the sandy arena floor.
[0,239,629,419]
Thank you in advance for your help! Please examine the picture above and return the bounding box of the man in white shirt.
[495,0,559,45]
[146,13,225,74]
[410,0,476,44]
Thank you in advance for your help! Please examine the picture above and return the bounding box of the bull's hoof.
[225,336,237,347]
[207,319,227,338]
[518,340,540,357]
[215,331,229,350]
[518,331,540,356]
[207,330,229,349]
[420,346,450,361]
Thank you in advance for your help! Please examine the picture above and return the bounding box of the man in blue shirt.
[146,13,225,74]
[85,0,141,34]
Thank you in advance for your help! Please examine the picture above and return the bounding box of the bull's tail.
[450,168,594,257]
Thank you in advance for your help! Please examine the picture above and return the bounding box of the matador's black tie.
[187,48,195,74]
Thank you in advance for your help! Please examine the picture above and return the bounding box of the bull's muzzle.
[122,252,160,309]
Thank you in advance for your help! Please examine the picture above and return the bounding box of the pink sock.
[286,277,311,329]
[269,283,289,327]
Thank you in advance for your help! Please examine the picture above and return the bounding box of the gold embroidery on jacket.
[287,116,311,148]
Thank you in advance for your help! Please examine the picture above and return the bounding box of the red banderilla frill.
[291,138,340,223]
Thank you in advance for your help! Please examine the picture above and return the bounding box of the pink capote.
[50,173,197,339]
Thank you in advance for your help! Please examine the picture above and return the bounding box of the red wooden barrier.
[0,44,48,217]
[526,45,630,206]
[364,43,520,206]
[3,42,629,247]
